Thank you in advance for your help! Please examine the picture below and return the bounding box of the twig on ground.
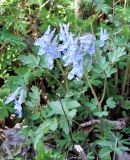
[74,145,87,160]
[80,118,127,130]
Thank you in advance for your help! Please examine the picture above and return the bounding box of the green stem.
[100,78,107,105]
[91,21,94,35]
[84,71,102,112]
[84,71,104,135]
[126,72,130,97]
[115,70,118,95]
[56,94,74,149]
[39,0,51,11]
[122,61,130,95]
[113,0,115,25]
[56,59,69,93]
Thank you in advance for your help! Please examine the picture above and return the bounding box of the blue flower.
[5,87,22,104]
[14,88,24,118]
[58,24,84,80]
[99,28,108,47]
[34,26,54,55]
[5,87,25,118]
[58,23,74,52]
[79,33,96,55]
[14,99,22,118]
[68,62,83,80]
[34,26,61,70]
[59,23,70,42]
[87,43,95,55]
[62,38,83,79]
[34,24,102,80]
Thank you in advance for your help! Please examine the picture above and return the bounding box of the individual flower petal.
[14,88,24,118]
[59,23,70,42]
[5,87,22,104]
[68,63,83,80]
[49,35,61,59]
[5,87,25,118]
[99,28,108,47]
[45,55,54,70]
[58,23,74,52]
[99,40,105,48]
[68,71,74,80]
[87,43,95,55]
[18,88,24,104]
[14,99,22,118]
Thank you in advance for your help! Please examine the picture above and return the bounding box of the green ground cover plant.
[0,0,130,159]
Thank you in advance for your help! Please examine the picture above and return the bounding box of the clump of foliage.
[0,0,130,160]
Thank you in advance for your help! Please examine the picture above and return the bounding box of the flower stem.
[56,94,74,146]
[84,71,102,112]
[100,78,107,105]
[84,70,104,135]
[122,60,130,95]
[56,59,69,93]
[115,69,118,94]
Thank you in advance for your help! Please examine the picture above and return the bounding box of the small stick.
[74,145,87,160]
[80,118,126,130]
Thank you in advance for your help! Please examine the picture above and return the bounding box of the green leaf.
[106,97,116,108]
[96,139,113,147]
[48,99,80,116]
[48,99,78,135]
[19,54,40,68]
[0,28,25,47]
[105,66,117,78]
[94,111,108,117]
[59,116,69,135]
[34,132,43,150]
[122,100,130,110]
[39,55,48,69]
[66,100,81,109]
[99,147,111,159]
[85,99,98,112]
[49,118,58,131]
[7,76,25,89]
[31,112,40,120]
[34,118,58,149]
[27,86,40,108]
[0,99,14,119]
[97,56,108,71]
[68,109,77,119]
[28,0,43,6]
[95,0,110,14]
[48,101,65,116]
[108,47,126,63]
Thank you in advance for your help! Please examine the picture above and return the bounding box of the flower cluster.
[34,24,108,80]
[34,26,61,70]
[5,87,25,118]
[58,24,83,80]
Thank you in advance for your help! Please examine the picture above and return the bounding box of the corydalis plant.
[34,24,108,80]
[5,87,25,118]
